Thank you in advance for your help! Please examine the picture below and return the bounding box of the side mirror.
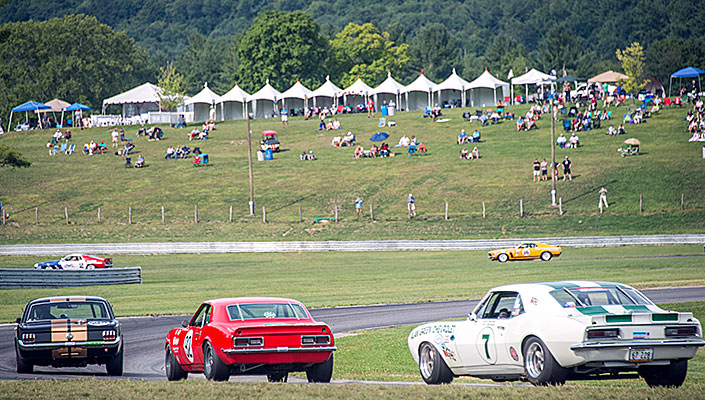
[16,318,21,324]
[181,319,188,328]
[467,312,477,322]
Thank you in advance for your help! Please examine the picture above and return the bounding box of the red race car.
[165,297,336,382]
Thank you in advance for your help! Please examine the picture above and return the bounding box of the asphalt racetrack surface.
[1,286,703,382]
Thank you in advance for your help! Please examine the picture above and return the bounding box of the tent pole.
[38,108,43,129]
[8,112,12,133]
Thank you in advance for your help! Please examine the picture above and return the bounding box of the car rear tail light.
[102,330,116,340]
[233,337,264,347]
[22,333,35,343]
[301,335,330,345]
[665,326,698,337]
[587,328,620,340]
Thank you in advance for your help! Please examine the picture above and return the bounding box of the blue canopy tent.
[8,101,51,131]
[669,67,705,97]
[64,102,91,127]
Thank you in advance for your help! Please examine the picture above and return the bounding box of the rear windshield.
[550,286,653,308]
[227,303,309,321]
[27,301,110,321]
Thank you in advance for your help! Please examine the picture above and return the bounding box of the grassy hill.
[0,103,703,243]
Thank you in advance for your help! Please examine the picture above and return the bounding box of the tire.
[418,342,453,384]
[523,337,566,386]
[306,354,334,383]
[498,253,509,263]
[165,347,188,381]
[267,372,289,382]
[540,252,552,261]
[16,351,33,374]
[106,348,124,376]
[203,342,229,381]
[639,360,688,388]
[86,264,96,270]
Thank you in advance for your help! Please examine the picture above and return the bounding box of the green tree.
[0,144,30,168]
[330,22,409,87]
[0,14,152,122]
[538,24,579,73]
[616,42,645,95]
[237,10,328,92]
[157,62,186,112]
[176,33,239,95]
[407,23,461,82]
[483,33,527,81]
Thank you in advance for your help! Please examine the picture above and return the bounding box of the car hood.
[34,260,60,267]
[488,248,515,254]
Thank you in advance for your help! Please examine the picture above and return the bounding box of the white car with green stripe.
[408,281,703,387]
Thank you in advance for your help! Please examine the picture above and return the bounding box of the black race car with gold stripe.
[15,296,123,375]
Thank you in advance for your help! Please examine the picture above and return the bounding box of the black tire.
[306,354,334,383]
[203,342,229,381]
[498,253,509,263]
[165,347,188,381]
[16,351,33,374]
[418,342,453,384]
[106,348,124,376]
[540,252,552,261]
[267,372,289,382]
[86,264,96,270]
[523,337,566,386]
[639,360,688,388]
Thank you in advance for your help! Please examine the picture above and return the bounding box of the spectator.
[460,147,469,159]
[516,116,525,131]
[598,186,608,212]
[617,124,627,135]
[406,193,416,218]
[607,125,616,135]
[568,133,580,148]
[533,158,541,182]
[380,142,390,157]
[480,112,488,126]
[300,151,307,161]
[457,129,468,144]
[562,156,572,181]
[556,133,567,148]
[135,154,145,168]
[354,145,364,159]
[471,146,479,159]
[176,114,186,128]
[355,197,364,217]
[165,146,175,160]
[281,107,288,128]
[63,130,71,141]
[471,129,481,143]
[367,99,374,118]
[540,158,548,181]
[342,131,355,146]
[398,135,410,147]
[307,150,316,160]
[209,105,216,124]
[332,118,341,130]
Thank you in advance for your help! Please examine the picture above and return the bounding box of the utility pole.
[550,104,557,206]
[246,104,255,215]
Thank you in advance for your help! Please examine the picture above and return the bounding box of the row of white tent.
[103,68,560,121]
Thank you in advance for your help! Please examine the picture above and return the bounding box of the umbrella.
[555,75,585,83]
[369,132,389,142]
[64,102,92,111]
[262,130,277,136]
[624,138,641,145]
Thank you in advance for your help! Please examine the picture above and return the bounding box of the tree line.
[1,3,704,124]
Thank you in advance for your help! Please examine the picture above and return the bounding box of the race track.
[1,286,703,382]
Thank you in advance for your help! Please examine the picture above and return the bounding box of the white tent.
[511,68,555,103]
[310,75,342,109]
[342,77,373,109]
[102,82,162,117]
[186,82,223,122]
[404,72,437,111]
[221,82,249,121]
[279,78,311,114]
[467,69,510,107]
[433,68,472,108]
[247,79,281,119]
[37,99,71,127]
[372,72,406,111]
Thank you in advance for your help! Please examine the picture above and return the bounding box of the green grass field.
[1,245,703,322]
[1,105,703,243]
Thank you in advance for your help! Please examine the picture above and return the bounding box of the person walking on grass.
[355,197,364,218]
[562,156,572,181]
[407,193,416,218]
[532,158,541,182]
[598,187,608,212]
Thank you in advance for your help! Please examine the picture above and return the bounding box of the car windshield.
[27,301,110,321]
[550,286,653,308]
[226,303,309,321]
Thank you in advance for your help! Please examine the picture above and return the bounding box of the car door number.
[629,347,653,362]
[183,330,194,362]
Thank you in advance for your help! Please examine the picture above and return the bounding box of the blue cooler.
[381,105,388,116]
[265,148,274,160]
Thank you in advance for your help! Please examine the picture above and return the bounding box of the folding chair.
[59,143,67,154]
[125,157,132,167]
[562,120,571,132]
[66,144,76,155]
[378,118,386,128]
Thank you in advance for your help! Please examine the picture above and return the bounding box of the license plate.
[629,347,653,362]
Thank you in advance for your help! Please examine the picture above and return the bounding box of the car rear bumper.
[222,345,337,355]
[570,339,704,363]
[18,337,121,350]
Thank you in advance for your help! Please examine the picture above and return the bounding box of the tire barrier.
[0,234,703,256]
[0,267,142,289]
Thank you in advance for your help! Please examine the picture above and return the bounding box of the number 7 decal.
[482,333,491,359]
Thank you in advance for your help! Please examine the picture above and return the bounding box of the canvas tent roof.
[342,77,373,96]
[640,78,664,95]
[248,79,281,102]
[280,78,312,100]
[103,82,162,106]
[468,69,509,89]
[512,68,555,85]
[310,76,342,98]
[588,70,629,83]
[221,82,250,103]
[12,101,50,112]
[185,82,222,105]
[433,68,472,92]
[65,102,91,111]
[405,72,437,93]
[670,67,705,78]
[37,98,71,113]
[555,75,585,83]
[372,72,406,95]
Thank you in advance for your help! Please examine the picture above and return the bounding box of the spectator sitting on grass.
[471,129,481,143]
[460,147,469,159]
[471,147,479,159]
[300,151,307,160]
[380,143,390,157]
[607,125,616,135]
[457,129,468,144]
[480,112,488,126]
[354,145,364,159]
[397,134,410,147]
[516,116,525,131]
[556,133,567,148]
[568,133,580,148]
[341,131,355,146]
[618,124,627,135]
[135,155,145,168]
[165,146,175,160]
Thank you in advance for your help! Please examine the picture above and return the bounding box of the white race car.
[408,281,704,387]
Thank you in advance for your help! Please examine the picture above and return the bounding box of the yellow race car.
[488,242,562,262]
